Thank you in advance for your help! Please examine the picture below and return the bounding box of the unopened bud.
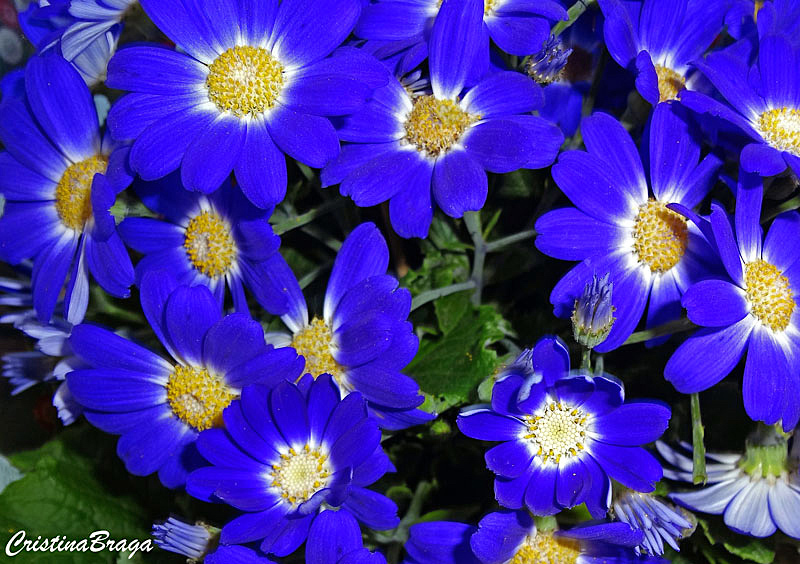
[572,274,615,349]
[526,36,571,85]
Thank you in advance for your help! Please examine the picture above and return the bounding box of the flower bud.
[526,36,572,85]
[572,274,615,349]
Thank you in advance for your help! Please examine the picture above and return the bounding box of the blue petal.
[0,153,56,201]
[195,427,265,470]
[763,211,800,272]
[556,456,592,508]
[724,480,777,537]
[70,323,171,373]
[634,51,659,105]
[270,381,310,446]
[340,147,428,207]
[593,263,649,353]
[107,45,210,95]
[139,270,181,358]
[432,148,487,217]
[342,488,399,530]
[266,105,339,168]
[202,313,266,374]
[589,442,662,492]
[181,117,245,194]
[355,0,432,40]
[649,103,705,202]
[330,416,381,470]
[67,368,166,411]
[234,121,287,209]
[32,233,77,322]
[532,336,570,385]
[638,0,685,60]
[137,1,219,63]
[388,159,435,238]
[306,509,362,564]
[523,462,560,515]
[164,284,222,365]
[323,392,368,446]
[664,317,753,393]
[0,202,61,264]
[470,510,532,564]
[345,365,422,409]
[485,13,550,56]
[429,0,484,99]
[758,34,799,108]
[535,208,622,261]
[464,115,562,173]
[261,513,314,556]
[768,479,800,539]
[495,463,534,509]
[710,203,744,284]
[118,218,183,253]
[742,328,791,426]
[25,54,99,163]
[240,385,292,451]
[217,505,287,545]
[85,231,134,298]
[682,279,748,327]
[117,416,193,478]
[741,142,787,177]
[486,440,533,478]
[591,402,671,446]
[0,100,69,182]
[599,0,638,67]
[333,312,394,366]
[691,51,763,119]
[107,92,206,141]
[406,522,478,564]
[462,71,543,117]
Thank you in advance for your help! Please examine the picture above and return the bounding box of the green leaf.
[408,302,508,411]
[0,429,153,564]
[723,540,776,564]
[433,291,470,334]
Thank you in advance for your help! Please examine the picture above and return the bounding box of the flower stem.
[410,281,478,311]
[552,0,596,37]
[691,392,707,485]
[622,317,695,346]
[761,194,800,223]
[272,198,345,235]
[465,211,486,305]
[485,229,536,253]
[581,347,592,371]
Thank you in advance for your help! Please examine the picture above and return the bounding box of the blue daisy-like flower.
[680,33,800,177]
[118,173,288,316]
[535,104,721,351]
[265,222,432,430]
[613,490,695,556]
[404,509,662,563]
[598,0,726,106]
[665,172,800,431]
[355,0,567,74]
[323,0,563,238]
[659,440,800,539]
[186,375,399,560]
[105,0,386,209]
[18,0,124,86]
[0,53,134,325]
[65,272,305,487]
[152,517,277,563]
[457,336,670,518]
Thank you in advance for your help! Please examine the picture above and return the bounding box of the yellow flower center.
[404,95,480,157]
[206,46,284,118]
[523,401,587,466]
[484,0,498,15]
[655,65,685,103]
[632,199,688,274]
[290,317,346,382]
[757,107,800,156]
[184,211,237,279]
[744,259,795,332]
[270,444,332,505]
[510,533,581,564]
[54,155,108,231]
[166,365,237,431]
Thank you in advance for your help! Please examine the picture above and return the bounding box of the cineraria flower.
[659,438,800,539]
[535,105,721,351]
[0,53,134,324]
[457,336,670,517]
[265,223,432,430]
[598,0,726,105]
[323,0,563,238]
[18,0,123,86]
[680,34,800,177]
[572,274,616,350]
[356,0,567,71]
[404,509,659,563]
[665,172,800,430]
[106,0,386,209]
[613,490,695,556]
[65,272,305,487]
[118,174,289,316]
[186,376,399,560]
[152,517,276,563]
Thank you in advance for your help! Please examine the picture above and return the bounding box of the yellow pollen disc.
[270,444,332,505]
[757,107,800,156]
[523,401,588,466]
[632,199,688,274]
[184,211,237,278]
[166,365,236,431]
[206,46,284,118]
[404,95,480,157]
[510,533,581,564]
[744,259,795,332]
[291,318,345,381]
[54,155,108,231]
[484,0,498,15]
[655,65,685,103]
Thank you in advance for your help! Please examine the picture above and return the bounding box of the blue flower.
[404,509,658,563]
[323,1,563,238]
[118,173,288,316]
[665,172,800,431]
[186,375,399,560]
[265,222,432,430]
[355,0,567,73]
[535,105,722,351]
[598,0,727,105]
[65,272,305,487]
[659,440,800,539]
[105,0,386,209]
[0,53,134,324]
[680,33,800,177]
[613,491,695,556]
[457,336,670,518]
[152,517,277,563]
[18,0,124,86]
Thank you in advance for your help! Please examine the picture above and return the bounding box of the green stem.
[272,198,345,235]
[622,317,695,346]
[761,194,800,223]
[410,281,477,311]
[298,261,333,289]
[485,229,536,253]
[552,0,596,37]
[464,211,486,306]
[594,353,604,376]
[691,393,708,485]
[581,347,592,371]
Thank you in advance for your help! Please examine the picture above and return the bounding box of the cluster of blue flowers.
[2,0,800,562]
